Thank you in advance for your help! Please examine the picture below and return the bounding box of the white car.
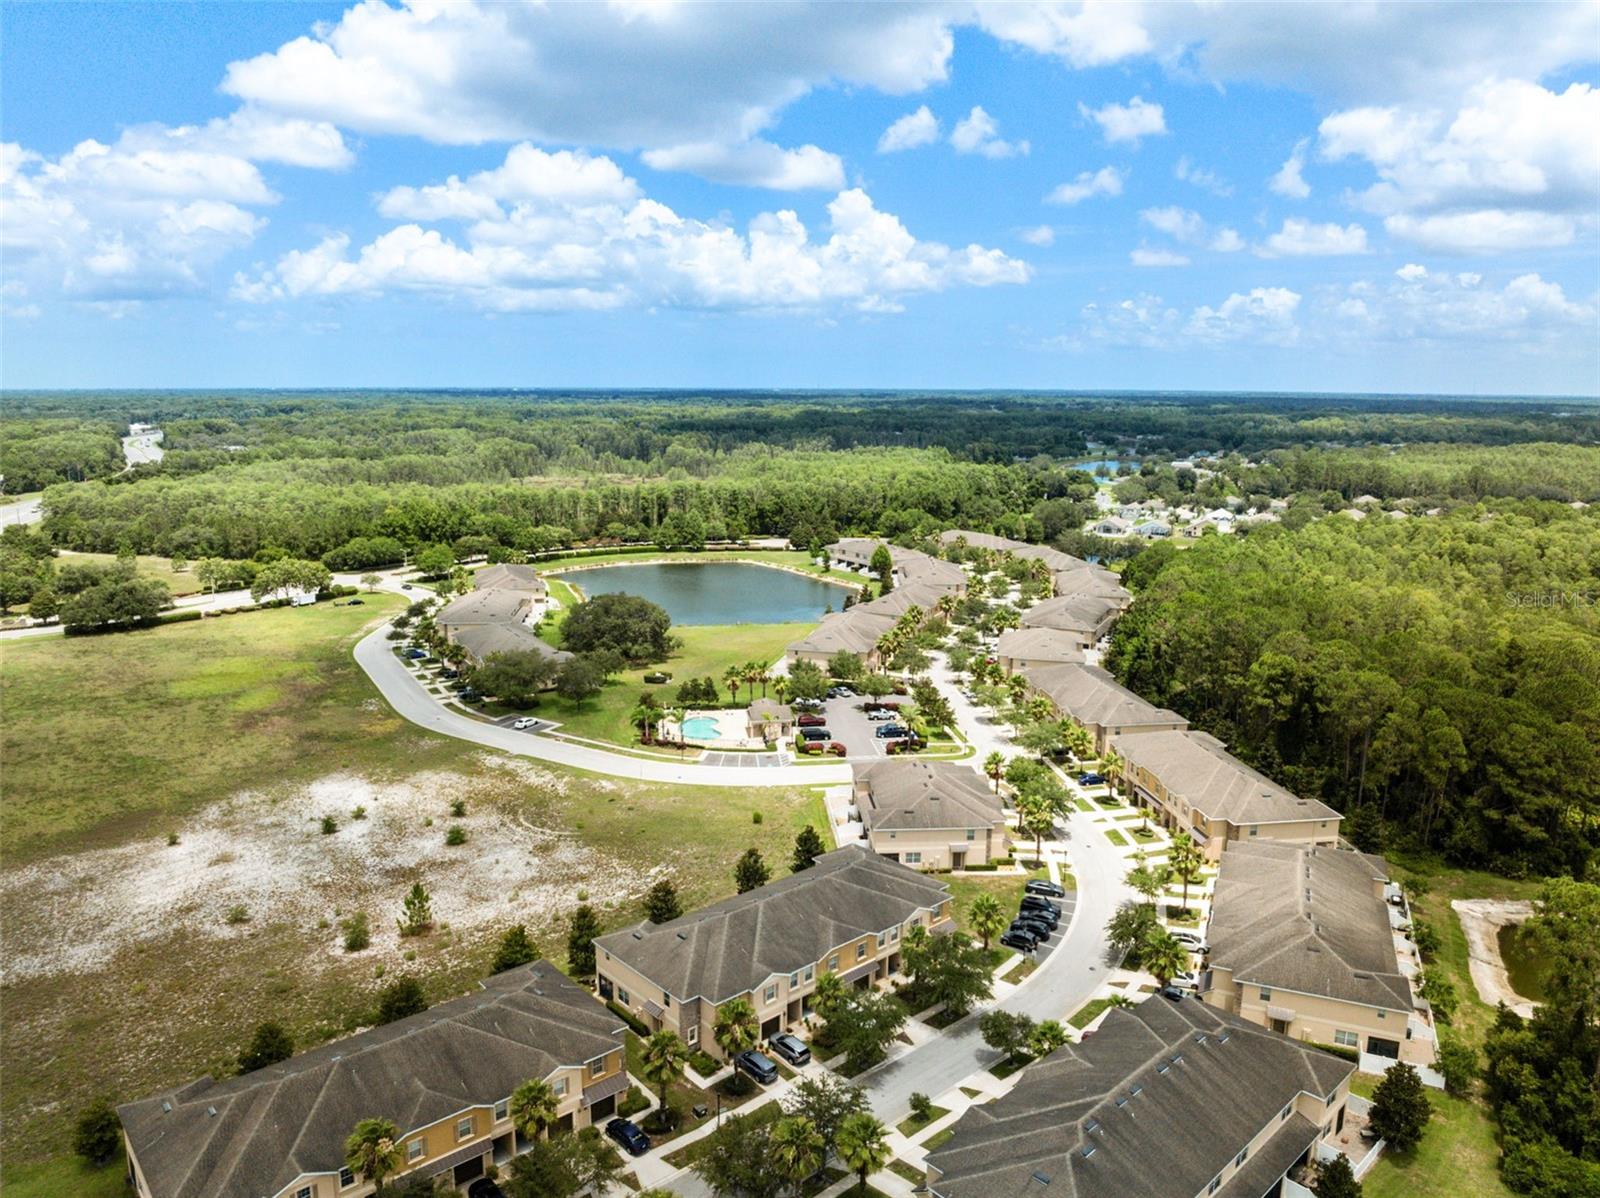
[1169,930,1209,954]
[511,717,538,731]
[1169,970,1199,990]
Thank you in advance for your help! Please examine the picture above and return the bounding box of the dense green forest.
[1107,508,1600,877]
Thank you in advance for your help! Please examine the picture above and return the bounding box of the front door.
[952,850,966,869]
[1270,1018,1289,1034]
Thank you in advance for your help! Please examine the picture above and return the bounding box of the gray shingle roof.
[995,627,1083,665]
[1207,842,1413,1012]
[595,845,949,1004]
[854,760,1004,833]
[926,999,1352,1198]
[1023,663,1187,732]
[118,962,623,1198]
[436,588,531,626]
[450,622,572,663]
[474,564,546,595]
[1110,730,1340,827]
[1018,594,1122,636]
[787,609,897,657]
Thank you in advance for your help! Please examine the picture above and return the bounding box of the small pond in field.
[553,561,850,625]
[1496,921,1549,1003]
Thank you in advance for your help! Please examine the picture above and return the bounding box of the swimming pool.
[680,716,722,740]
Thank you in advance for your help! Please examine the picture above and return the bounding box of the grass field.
[534,621,817,744]
[55,549,208,597]
[1351,1077,1514,1198]
[0,600,831,1188]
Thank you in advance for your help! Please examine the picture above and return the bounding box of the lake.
[555,561,852,625]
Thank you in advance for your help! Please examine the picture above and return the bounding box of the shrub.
[237,1022,294,1073]
[618,1086,651,1118]
[321,815,338,835]
[751,811,763,825]
[352,804,367,820]
[166,832,180,846]
[225,904,250,925]
[445,825,468,846]
[449,799,467,817]
[73,1097,122,1166]
[343,912,371,952]
[375,977,428,1024]
[909,1092,934,1122]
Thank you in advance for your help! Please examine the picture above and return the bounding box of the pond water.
[1074,458,1138,475]
[555,561,850,625]
[1496,921,1549,1003]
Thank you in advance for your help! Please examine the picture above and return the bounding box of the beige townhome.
[118,962,628,1198]
[927,998,1356,1198]
[936,529,1131,608]
[1017,593,1123,648]
[473,563,548,602]
[824,538,967,594]
[1202,842,1438,1072]
[994,626,1083,673]
[1022,662,1189,754]
[1111,729,1342,861]
[435,585,572,667]
[784,580,950,668]
[595,845,953,1049]
[853,760,1008,870]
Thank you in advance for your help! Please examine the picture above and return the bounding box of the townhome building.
[1017,593,1123,648]
[118,962,627,1198]
[824,539,966,594]
[852,759,1009,870]
[994,626,1082,674]
[785,579,950,668]
[1110,730,1342,861]
[1022,662,1189,754]
[595,845,952,1049]
[926,998,1356,1198]
[1202,842,1439,1072]
[436,578,571,667]
[937,530,1131,608]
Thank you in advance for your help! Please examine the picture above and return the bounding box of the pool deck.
[664,707,766,750]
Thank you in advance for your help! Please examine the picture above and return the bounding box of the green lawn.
[940,868,1051,942]
[532,621,817,745]
[1350,1078,1514,1198]
[1104,828,1129,846]
[55,549,208,597]
[0,595,408,861]
[897,1105,950,1137]
[1067,997,1124,1030]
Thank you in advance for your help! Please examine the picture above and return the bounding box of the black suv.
[1020,895,1061,918]
[1012,913,1054,940]
[606,1117,651,1156]
[1000,927,1040,952]
[1025,879,1066,898]
[736,1050,780,1085]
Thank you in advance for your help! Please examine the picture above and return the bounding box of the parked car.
[792,697,823,710]
[1013,914,1054,941]
[401,583,413,590]
[1000,927,1040,952]
[511,717,537,731]
[1017,906,1058,931]
[1020,895,1062,918]
[605,1118,651,1156]
[874,725,908,739]
[439,666,459,679]
[866,709,895,722]
[797,714,827,727]
[1077,771,1105,786]
[405,648,427,659]
[1025,879,1066,898]
[458,689,482,703]
[798,727,831,743]
[1159,985,1186,1002]
[769,1033,811,1066]
[736,1050,780,1085]
[347,598,365,605]
[1169,971,1199,990]
[468,1179,507,1198]
[1169,930,1209,954]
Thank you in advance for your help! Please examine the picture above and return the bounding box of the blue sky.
[2,1,1597,393]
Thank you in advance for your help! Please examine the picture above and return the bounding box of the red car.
[797,714,827,727]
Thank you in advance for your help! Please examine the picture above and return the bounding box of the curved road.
[354,625,852,787]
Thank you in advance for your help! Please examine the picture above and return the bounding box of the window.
[1281,1103,1292,1121]
[1249,826,1259,837]
[1208,1177,1221,1194]
[590,1059,604,1077]
[617,986,630,1006]
[890,927,899,942]
[493,1099,509,1122]
[764,984,777,1003]
[457,1116,474,1141]
[1333,1030,1359,1048]
[856,943,867,960]
[790,971,800,987]
[553,1078,568,1097]
[1377,1010,1387,1019]
[662,994,670,1007]
[687,1025,699,1045]
[340,1167,356,1189]
[829,954,839,971]
[1259,986,1272,1001]
[877,932,887,948]
[904,851,922,865]
[407,1138,425,1163]
[966,829,976,841]
[1234,1147,1248,1167]
[297,1188,313,1198]
[804,965,814,982]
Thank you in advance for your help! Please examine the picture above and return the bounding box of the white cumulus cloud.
[1019,225,1056,246]
[1257,219,1370,257]
[1130,246,1190,267]
[878,106,940,153]
[1269,138,1311,198]
[1079,96,1167,146]
[641,140,843,190]
[1045,166,1123,204]
[950,107,1029,158]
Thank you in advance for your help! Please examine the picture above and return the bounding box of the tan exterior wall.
[999,652,1082,673]
[1087,718,1188,756]
[1125,772,1340,862]
[867,823,1008,870]
[599,903,954,1058]
[1206,967,1434,1067]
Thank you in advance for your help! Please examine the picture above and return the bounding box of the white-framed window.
[494,1099,509,1122]
[662,993,671,1008]
[1334,1030,1359,1048]
[890,926,899,942]
[687,1025,699,1045]
[856,943,867,960]
[877,931,887,948]
[803,965,814,982]
[1377,1010,1387,1019]
[1259,986,1272,1000]
[340,1167,356,1189]
[1281,1103,1292,1121]
[407,1138,425,1163]
[1249,826,1259,837]
[904,851,922,865]
[764,984,777,1003]
[966,829,976,841]
[828,954,839,971]
[297,1187,313,1198]
[553,1078,568,1097]
[457,1116,474,1141]
[617,986,630,1005]
[590,1059,604,1077]
[1208,1177,1221,1194]
[790,971,800,987]
[1234,1147,1248,1166]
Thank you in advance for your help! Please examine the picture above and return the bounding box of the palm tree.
[1143,931,1191,987]
[811,971,845,1022]
[510,1077,560,1145]
[983,751,1006,794]
[770,1115,825,1188]
[1101,747,1125,801]
[1063,721,1093,764]
[772,676,789,705]
[1025,695,1055,724]
[1169,834,1206,916]
[837,1113,890,1194]
[713,997,758,1063]
[1125,852,1170,908]
[723,667,744,704]
[969,894,1007,951]
[756,663,771,698]
[639,1030,689,1127]
[742,661,762,701]
[1016,791,1055,866]
[630,702,657,745]
[661,706,686,753]
[344,1117,403,1186]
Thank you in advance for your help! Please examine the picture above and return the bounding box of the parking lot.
[795,693,910,760]
[1007,887,1075,963]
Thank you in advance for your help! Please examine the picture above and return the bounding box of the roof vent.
[1353,971,1374,980]
[1193,1033,1208,1045]
[1080,1144,1097,1159]
[1156,1062,1170,1074]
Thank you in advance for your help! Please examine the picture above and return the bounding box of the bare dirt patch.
[1451,898,1538,1017]
[0,757,644,986]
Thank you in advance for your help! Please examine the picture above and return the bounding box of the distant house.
[746,698,793,741]
[1092,516,1130,537]
[596,846,953,1050]
[852,760,1008,870]
[1133,521,1172,538]
[1204,843,1438,1072]
[1022,663,1188,753]
[1337,508,1368,521]
[1111,729,1341,861]
[119,962,628,1198]
[995,626,1083,673]
[925,998,1356,1198]
[474,563,548,601]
